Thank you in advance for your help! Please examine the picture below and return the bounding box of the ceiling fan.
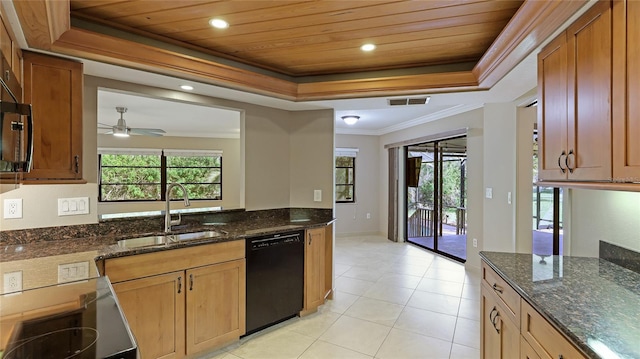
[98,107,166,137]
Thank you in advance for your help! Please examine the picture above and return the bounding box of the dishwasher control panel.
[248,232,303,250]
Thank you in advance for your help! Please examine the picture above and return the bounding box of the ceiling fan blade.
[101,130,114,135]
[98,122,114,127]
[130,128,164,136]
[130,127,166,133]
[98,126,113,130]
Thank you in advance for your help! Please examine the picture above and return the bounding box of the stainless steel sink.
[117,235,168,249]
[117,230,225,249]
[168,230,223,241]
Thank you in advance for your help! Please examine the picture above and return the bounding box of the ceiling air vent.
[387,97,430,106]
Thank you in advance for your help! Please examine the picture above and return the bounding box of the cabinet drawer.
[521,299,586,359]
[105,240,245,283]
[482,261,520,326]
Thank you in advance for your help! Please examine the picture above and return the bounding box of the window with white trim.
[98,148,222,202]
[335,148,358,203]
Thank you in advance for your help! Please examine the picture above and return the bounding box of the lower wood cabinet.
[113,272,185,359]
[301,224,334,315]
[481,261,586,359]
[186,260,245,354]
[105,241,245,359]
[481,285,520,359]
[303,227,325,313]
[520,299,586,359]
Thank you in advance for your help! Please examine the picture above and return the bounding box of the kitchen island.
[480,251,640,359]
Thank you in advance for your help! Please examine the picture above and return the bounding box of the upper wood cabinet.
[22,51,83,182]
[612,0,640,181]
[0,13,22,88]
[537,0,612,182]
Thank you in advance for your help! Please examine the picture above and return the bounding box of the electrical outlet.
[3,271,23,293]
[3,198,22,219]
[473,238,478,248]
[313,190,322,202]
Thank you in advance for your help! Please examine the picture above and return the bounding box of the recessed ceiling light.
[180,85,194,91]
[209,18,229,29]
[361,43,376,52]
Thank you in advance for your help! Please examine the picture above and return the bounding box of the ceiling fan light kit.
[98,107,166,137]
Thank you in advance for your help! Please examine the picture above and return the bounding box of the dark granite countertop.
[480,251,640,359]
[1,208,334,263]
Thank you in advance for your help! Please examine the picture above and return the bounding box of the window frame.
[335,155,356,203]
[98,149,222,203]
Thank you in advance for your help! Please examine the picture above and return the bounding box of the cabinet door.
[185,259,245,355]
[481,286,519,359]
[304,228,325,312]
[112,272,185,359]
[23,51,83,181]
[613,0,640,181]
[537,33,569,181]
[521,336,542,359]
[566,0,612,181]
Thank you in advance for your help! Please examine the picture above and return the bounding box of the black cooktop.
[1,277,137,359]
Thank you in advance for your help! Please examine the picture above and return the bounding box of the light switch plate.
[485,188,493,199]
[58,197,89,216]
[58,261,90,283]
[3,198,22,219]
[313,190,322,202]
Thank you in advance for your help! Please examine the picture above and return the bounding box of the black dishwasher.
[245,230,304,335]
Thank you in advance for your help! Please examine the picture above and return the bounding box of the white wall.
[289,110,335,209]
[515,106,536,253]
[482,103,518,253]
[335,134,380,236]
[568,189,640,256]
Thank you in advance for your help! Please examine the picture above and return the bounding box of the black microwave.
[0,75,33,176]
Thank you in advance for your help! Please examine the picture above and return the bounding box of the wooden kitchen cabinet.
[22,51,84,182]
[112,271,185,359]
[612,0,640,181]
[105,241,246,359]
[302,227,325,314]
[537,0,612,182]
[481,260,587,359]
[521,336,542,359]
[521,299,586,359]
[481,285,520,359]
[185,259,245,355]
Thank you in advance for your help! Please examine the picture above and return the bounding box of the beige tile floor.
[205,234,481,359]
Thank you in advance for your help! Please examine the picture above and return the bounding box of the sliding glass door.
[406,136,467,262]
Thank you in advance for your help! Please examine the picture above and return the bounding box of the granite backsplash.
[0,208,333,245]
[600,240,640,274]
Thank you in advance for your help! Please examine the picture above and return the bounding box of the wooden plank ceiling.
[69,0,524,77]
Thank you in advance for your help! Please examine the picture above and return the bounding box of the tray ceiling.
[69,0,524,77]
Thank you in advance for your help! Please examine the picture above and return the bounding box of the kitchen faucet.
[165,183,191,233]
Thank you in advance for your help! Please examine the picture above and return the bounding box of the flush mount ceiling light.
[342,115,360,125]
[180,85,194,91]
[361,43,376,52]
[209,18,229,29]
